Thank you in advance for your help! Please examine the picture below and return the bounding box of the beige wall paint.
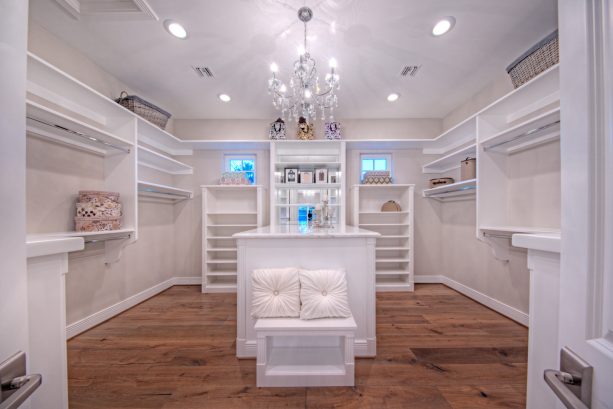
[173,118,442,141]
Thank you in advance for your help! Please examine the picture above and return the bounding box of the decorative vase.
[269,118,286,140]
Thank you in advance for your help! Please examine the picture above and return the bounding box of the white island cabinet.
[234,225,379,358]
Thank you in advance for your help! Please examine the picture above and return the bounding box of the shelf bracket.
[480,233,511,263]
[103,235,133,265]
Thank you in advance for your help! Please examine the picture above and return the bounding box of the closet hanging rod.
[482,232,512,239]
[84,234,131,244]
[138,188,191,198]
[484,120,560,151]
[27,116,131,154]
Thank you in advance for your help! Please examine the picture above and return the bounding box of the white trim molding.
[66,276,201,339]
[414,274,529,326]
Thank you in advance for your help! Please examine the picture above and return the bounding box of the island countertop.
[233,224,380,239]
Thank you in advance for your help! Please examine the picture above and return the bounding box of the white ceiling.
[30,0,558,120]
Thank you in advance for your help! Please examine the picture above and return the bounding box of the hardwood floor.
[68,284,528,409]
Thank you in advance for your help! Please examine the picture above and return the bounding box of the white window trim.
[360,153,392,180]
[224,154,257,184]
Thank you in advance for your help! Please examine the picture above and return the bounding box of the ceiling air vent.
[192,66,214,79]
[400,65,421,77]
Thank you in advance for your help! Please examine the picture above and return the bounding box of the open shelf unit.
[202,185,264,293]
[271,141,346,226]
[136,117,192,156]
[138,181,193,201]
[25,53,138,261]
[423,179,477,202]
[137,145,193,175]
[422,116,477,155]
[477,65,561,238]
[352,184,415,292]
[422,143,477,174]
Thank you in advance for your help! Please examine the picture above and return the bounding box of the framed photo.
[328,173,338,184]
[285,168,298,184]
[315,168,328,184]
[299,171,313,184]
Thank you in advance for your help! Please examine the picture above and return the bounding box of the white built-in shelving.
[271,141,346,226]
[138,181,193,201]
[352,184,415,292]
[137,145,193,175]
[25,53,138,257]
[422,143,477,174]
[477,64,561,238]
[136,117,192,156]
[422,116,477,155]
[423,179,477,202]
[202,185,264,293]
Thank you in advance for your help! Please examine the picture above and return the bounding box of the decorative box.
[220,172,249,185]
[325,122,342,140]
[460,158,476,181]
[75,217,121,232]
[429,177,454,188]
[362,171,392,185]
[76,202,122,218]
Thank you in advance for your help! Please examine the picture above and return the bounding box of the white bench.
[254,316,357,387]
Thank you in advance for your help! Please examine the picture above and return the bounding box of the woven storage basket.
[76,202,122,218]
[115,91,171,129]
[506,30,559,88]
[381,200,402,212]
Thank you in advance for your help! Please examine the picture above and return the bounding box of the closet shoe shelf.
[481,107,560,154]
[137,145,193,175]
[423,179,477,201]
[138,181,193,201]
[26,100,133,155]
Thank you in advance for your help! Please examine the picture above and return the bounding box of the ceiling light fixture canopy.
[268,6,340,122]
[432,17,455,36]
[164,19,188,39]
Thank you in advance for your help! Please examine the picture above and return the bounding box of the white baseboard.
[414,274,529,326]
[66,276,202,339]
[173,276,201,285]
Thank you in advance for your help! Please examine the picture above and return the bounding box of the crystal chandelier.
[268,6,340,122]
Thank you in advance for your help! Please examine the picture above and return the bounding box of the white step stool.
[254,316,357,387]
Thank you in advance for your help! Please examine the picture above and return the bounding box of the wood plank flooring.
[68,284,528,409]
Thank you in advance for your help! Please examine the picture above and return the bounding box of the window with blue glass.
[225,155,256,184]
[360,154,392,181]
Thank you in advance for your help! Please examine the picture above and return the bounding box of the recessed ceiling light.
[164,20,187,39]
[387,93,400,102]
[432,17,455,36]
[218,93,231,103]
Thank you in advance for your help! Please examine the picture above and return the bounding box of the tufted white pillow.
[299,269,352,320]
[251,267,300,318]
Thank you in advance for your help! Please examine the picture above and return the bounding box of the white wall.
[27,21,178,327]
[0,0,29,365]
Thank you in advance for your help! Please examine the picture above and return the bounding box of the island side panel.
[236,237,376,358]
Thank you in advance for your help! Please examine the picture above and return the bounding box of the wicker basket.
[429,177,454,188]
[381,200,402,212]
[506,30,559,88]
[78,191,120,204]
[75,217,121,232]
[115,91,171,129]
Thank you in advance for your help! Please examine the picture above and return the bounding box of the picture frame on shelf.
[299,171,313,184]
[328,173,338,184]
[285,168,298,184]
[315,168,328,184]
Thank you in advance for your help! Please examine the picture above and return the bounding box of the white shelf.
[206,248,237,252]
[481,107,560,154]
[422,143,477,174]
[207,236,235,240]
[376,258,411,263]
[275,162,341,168]
[207,211,258,215]
[275,203,341,207]
[32,229,134,243]
[376,278,412,292]
[422,116,477,155]
[189,140,271,150]
[138,181,193,201]
[378,235,410,239]
[265,346,346,376]
[136,118,192,156]
[26,100,133,156]
[480,225,561,236]
[423,179,477,201]
[138,145,193,175]
[360,223,410,227]
[206,271,237,277]
[275,183,341,189]
[207,224,257,228]
[201,184,263,190]
[206,259,238,264]
[203,282,237,293]
[376,247,410,251]
[352,184,415,189]
[345,139,429,150]
[376,269,410,276]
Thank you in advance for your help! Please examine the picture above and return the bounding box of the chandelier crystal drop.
[268,6,340,122]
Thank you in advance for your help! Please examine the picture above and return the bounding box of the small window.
[360,154,392,181]
[225,154,256,184]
